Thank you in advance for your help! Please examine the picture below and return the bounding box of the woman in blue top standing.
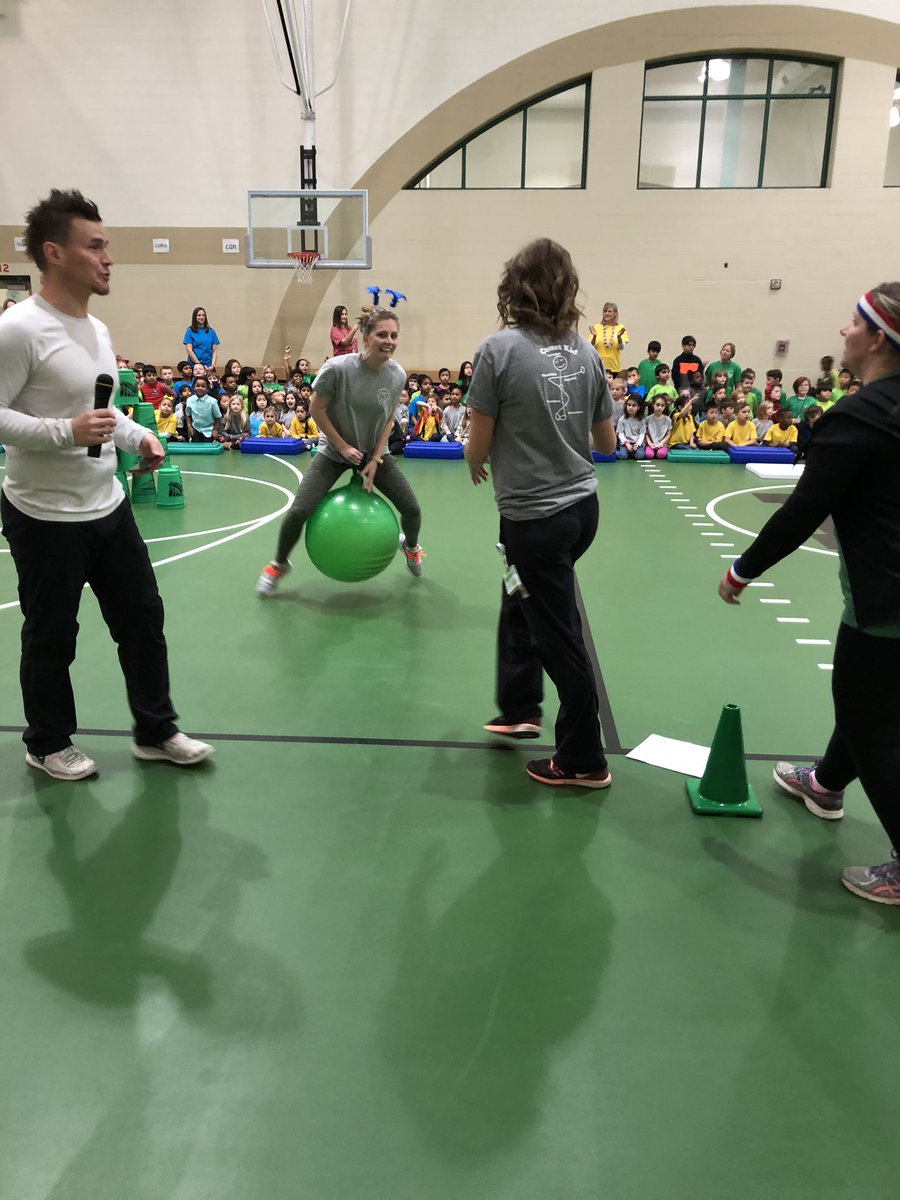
[182,306,220,370]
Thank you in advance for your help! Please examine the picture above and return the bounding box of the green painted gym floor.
[0,453,896,1199]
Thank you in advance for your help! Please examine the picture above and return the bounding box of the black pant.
[815,622,900,851]
[1,494,178,756]
[497,493,606,773]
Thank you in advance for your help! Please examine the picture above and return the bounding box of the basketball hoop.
[287,250,319,286]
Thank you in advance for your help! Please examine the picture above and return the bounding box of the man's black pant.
[816,621,900,851]
[1,494,178,757]
[496,493,607,773]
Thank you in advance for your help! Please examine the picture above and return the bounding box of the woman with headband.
[718,282,900,906]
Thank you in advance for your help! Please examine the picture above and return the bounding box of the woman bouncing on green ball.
[256,308,425,594]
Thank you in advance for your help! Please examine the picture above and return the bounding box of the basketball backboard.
[247,190,371,270]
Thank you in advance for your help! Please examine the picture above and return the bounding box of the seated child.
[624,366,645,402]
[154,396,179,442]
[646,362,677,409]
[695,403,726,449]
[643,395,672,459]
[740,368,763,407]
[608,376,627,425]
[248,394,269,436]
[219,397,249,449]
[832,367,852,402]
[289,403,319,442]
[669,392,697,448]
[412,400,442,442]
[786,376,813,423]
[764,369,783,402]
[719,398,736,428]
[616,396,646,459]
[724,401,757,446]
[753,399,774,442]
[280,392,298,426]
[441,387,465,441]
[257,405,284,439]
[797,403,823,453]
[815,383,835,414]
[434,367,452,403]
[140,364,175,410]
[764,408,799,448]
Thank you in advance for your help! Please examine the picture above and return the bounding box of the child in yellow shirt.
[669,393,697,447]
[724,402,758,446]
[154,397,179,441]
[764,409,799,447]
[289,404,319,441]
[257,406,284,438]
[696,403,726,448]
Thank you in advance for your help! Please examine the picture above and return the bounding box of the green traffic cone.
[686,703,762,818]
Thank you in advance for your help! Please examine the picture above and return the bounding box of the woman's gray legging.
[274,453,422,565]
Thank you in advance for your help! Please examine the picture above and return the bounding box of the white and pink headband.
[857,291,900,351]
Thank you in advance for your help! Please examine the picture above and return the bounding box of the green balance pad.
[667,449,731,464]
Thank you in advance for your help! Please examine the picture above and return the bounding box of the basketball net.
[287,250,319,286]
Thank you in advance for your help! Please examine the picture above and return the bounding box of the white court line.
[710,542,734,547]
[706,484,836,557]
[796,639,831,645]
[760,598,790,604]
[777,617,810,624]
[700,532,720,537]
[818,664,834,671]
[688,517,713,522]
[719,554,735,558]
[747,582,774,587]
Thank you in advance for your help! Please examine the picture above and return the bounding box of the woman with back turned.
[465,238,616,788]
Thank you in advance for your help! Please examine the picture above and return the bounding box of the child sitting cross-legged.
[248,393,269,436]
[669,390,697,448]
[219,396,249,449]
[763,407,798,449]
[643,394,672,459]
[724,401,757,447]
[154,396,181,442]
[257,405,284,439]
[616,395,646,459]
[695,401,726,449]
[289,402,319,443]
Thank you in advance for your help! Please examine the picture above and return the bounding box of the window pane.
[762,98,829,186]
[704,57,770,97]
[644,60,704,98]
[700,98,765,187]
[415,149,462,189]
[772,60,834,96]
[524,85,585,187]
[638,100,701,188]
[465,113,523,187]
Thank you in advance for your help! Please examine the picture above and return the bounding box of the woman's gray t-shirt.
[467,327,612,519]
[312,353,406,462]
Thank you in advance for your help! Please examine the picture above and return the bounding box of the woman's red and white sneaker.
[526,757,612,789]
[399,535,425,578]
[256,560,292,597]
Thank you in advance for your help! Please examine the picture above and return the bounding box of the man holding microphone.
[0,189,211,780]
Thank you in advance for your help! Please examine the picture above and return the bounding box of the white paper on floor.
[626,734,711,778]
[744,463,805,479]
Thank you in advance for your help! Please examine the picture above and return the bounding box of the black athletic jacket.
[736,374,900,627]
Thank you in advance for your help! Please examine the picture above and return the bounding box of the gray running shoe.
[256,560,292,597]
[841,859,900,905]
[773,761,843,820]
[399,534,425,578]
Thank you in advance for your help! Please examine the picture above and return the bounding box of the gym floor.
[0,452,896,1200]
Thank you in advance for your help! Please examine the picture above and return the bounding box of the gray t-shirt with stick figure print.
[312,352,406,463]
[467,327,612,519]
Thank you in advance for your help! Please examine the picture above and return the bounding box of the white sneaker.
[26,745,98,781]
[132,732,214,766]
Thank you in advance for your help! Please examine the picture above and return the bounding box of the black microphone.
[87,373,115,458]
